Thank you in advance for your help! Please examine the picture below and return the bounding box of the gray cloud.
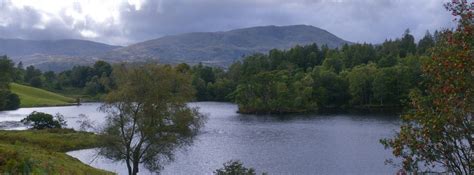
[0,0,457,46]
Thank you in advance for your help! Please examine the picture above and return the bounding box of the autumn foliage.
[382,0,473,173]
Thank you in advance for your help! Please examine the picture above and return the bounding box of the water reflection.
[1,102,401,174]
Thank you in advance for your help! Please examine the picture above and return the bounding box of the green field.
[0,129,113,174]
[10,83,76,107]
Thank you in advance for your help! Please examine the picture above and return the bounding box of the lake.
[0,102,401,174]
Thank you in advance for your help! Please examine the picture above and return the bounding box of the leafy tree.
[93,60,112,77]
[69,66,93,88]
[382,1,473,173]
[341,43,377,68]
[372,67,401,105]
[0,56,20,111]
[99,64,205,175]
[29,76,43,88]
[24,66,42,84]
[214,160,257,175]
[0,56,14,89]
[322,56,344,73]
[346,63,378,106]
[21,112,67,130]
[417,31,435,55]
[0,90,20,110]
[311,67,349,107]
[399,29,417,57]
[377,55,398,68]
[4,92,20,110]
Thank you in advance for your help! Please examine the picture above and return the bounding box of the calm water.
[0,102,402,174]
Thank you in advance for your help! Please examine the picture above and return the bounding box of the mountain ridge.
[1,25,351,70]
[102,25,351,66]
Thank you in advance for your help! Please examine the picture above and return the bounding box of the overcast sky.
[0,0,456,46]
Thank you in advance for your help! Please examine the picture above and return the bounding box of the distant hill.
[1,25,350,70]
[0,39,120,71]
[0,38,120,57]
[102,25,351,66]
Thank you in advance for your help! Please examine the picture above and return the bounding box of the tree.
[0,56,20,111]
[93,60,113,77]
[0,90,20,110]
[399,29,417,57]
[417,31,435,55]
[322,56,344,73]
[21,112,67,130]
[99,64,205,175]
[382,1,473,173]
[346,63,378,106]
[372,67,400,105]
[0,56,14,89]
[214,160,257,175]
[24,66,42,84]
[29,76,43,88]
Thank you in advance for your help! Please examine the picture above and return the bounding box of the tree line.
[191,30,438,113]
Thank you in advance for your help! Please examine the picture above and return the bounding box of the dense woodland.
[0,29,438,114]
[193,30,439,113]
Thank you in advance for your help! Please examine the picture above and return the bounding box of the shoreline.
[0,129,113,174]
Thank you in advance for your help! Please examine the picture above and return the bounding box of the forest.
[192,29,438,113]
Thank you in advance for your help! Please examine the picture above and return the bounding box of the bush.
[21,112,67,130]
[5,93,20,110]
[0,90,20,111]
[214,160,259,175]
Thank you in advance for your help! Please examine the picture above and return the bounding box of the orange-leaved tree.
[381,0,473,174]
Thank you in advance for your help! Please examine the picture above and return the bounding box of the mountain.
[0,38,121,71]
[0,38,120,57]
[1,25,350,71]
[102,25,351,66]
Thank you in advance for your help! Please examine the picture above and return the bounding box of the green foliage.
[100,64,205,175]
[21,112,66,130]
[0,89,20,110]
[0,56,20,111]
[29,76,43,88]
[214,160,258,175]
[228,28,430,113]
[24,66,42,86]
[190,63,236,101]
[382,1,473,173]
[13,60,114,98]
[0,56,14,89]
[417,31,435,55]
[346,63,377,106]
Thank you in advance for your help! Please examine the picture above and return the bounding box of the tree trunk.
[131,160,140,175]
[126,158,132,175]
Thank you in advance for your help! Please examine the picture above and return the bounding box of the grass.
[10,83,76,107]
[0,129,113,174]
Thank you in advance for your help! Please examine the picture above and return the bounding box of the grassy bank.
[0,129,112,174]
[10,83,76,107]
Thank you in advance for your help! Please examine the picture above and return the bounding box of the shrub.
[5,93,20,110]
[21,112,67,130]
[0,90,20,110]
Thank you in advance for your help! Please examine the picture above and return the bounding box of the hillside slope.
[0,38,120,57]
[0,39,120,71]
[103,25,351,66]
[10,83,75,107]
